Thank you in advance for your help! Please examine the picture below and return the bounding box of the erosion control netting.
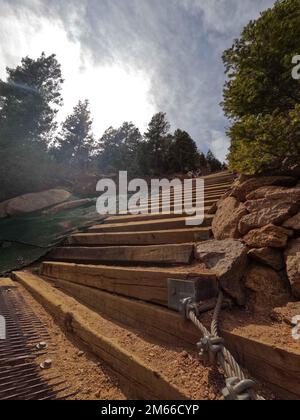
[0,198,104,275]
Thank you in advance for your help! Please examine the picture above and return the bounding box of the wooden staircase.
[12,171,300,400]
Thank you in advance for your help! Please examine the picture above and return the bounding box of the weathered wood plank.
[135,198,218,214]
[50,244,194,265]
[68,228,211,246]
[105,209,211,224]
[41,261,218,306]
[89,216,212,233]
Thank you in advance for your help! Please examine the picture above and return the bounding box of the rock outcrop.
[243,224,293,249]
[210,173,300,305]
[244,264,289,313]
[195,239,248,305]
[248,247,284,271]
[212,197,247,240]
[0,189,71,218]
[230,176,296,202]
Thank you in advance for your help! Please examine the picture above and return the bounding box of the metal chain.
[187,291,264,401]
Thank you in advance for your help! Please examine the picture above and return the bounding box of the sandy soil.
[17,283,125,400]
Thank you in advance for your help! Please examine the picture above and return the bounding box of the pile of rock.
[200,175,300,313]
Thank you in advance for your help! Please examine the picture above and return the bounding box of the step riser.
[149,187,230,200]
[50,244,195,265]
[135,198,218,212]
[104,209,212,224]
[89,217,213,233]
[142,193,224,206]
[68,229,211,246]
[41,262,218,307]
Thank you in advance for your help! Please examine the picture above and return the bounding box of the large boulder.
[248,247,284,271]
[243,224,293,249]
[230,176,296,202]
[284,239,300,299]
[195,239,248,305]
[212,197,247,240]
[244,263,290,313]
[0,189,71,218]
[239,189,300,234]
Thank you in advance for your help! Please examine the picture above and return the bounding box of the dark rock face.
[248,247,285,271]
[195,239,248,305]
[283,211,300,232]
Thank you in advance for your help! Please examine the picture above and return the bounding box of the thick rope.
[187,291,264,401]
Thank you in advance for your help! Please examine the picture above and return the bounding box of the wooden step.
[143,191,224,206]
[13,271,222,400]
[149,184,231,199]
[41,262,218,306]
[0,278,16,289]
[17,270,300,400]
[135,198,219,214]
[89,216,213,234]
[105,208,211,224]
[49,244,195,265]
[68,228,211,246]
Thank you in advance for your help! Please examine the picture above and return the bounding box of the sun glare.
[0,6,156,138]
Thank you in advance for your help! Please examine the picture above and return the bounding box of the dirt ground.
[17,283,125,400]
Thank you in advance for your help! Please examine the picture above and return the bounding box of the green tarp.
[0,198,104,275]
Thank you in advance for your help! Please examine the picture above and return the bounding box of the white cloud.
[0,0,276,160]
[0,1,156,137]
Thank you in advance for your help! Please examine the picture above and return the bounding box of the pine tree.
[98,122,142,174]
[0,53,63,201]
[169,129,199,173]
[222,0,300,174]
[0,52,63,147]
[144,112,171,175]
[55,100,94,170]
[206,150,223,173]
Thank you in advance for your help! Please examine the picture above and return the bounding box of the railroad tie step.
[49,244,195,265]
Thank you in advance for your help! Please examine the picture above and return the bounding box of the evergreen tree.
[206,150,223,173]
[55,100,94,170]
[0,52,63,147]
[223,0,300,174]
[144,112,171,175]
[98,122,142,174]
[169,129,199,173]
[0,53,63,201]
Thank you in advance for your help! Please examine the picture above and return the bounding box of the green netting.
[0,198,104,275]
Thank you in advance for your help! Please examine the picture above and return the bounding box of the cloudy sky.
[0,0,276,161]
